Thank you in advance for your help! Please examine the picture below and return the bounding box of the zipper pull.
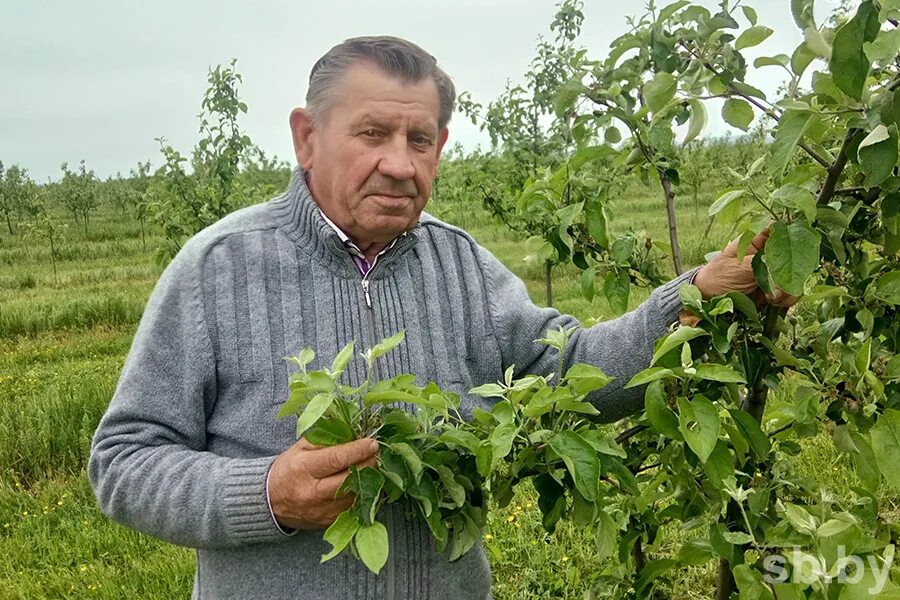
[361,279,372,308]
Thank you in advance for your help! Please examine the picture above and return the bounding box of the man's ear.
[289,108,316,169]
[433,127,450,177]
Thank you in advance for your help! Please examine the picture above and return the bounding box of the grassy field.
[0,181,890,599]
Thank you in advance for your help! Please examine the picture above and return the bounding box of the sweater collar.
[272,167,419,279]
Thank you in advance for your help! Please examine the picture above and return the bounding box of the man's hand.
[693,229,798,307]
[267,437,379,530]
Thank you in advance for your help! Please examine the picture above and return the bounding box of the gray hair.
[306,36,456,130]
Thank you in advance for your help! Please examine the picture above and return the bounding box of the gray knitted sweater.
[89,169,692,599]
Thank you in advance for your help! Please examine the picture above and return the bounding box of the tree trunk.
[545,261,553,308]
[658,170,683,275]
[716,307,782,600]
[49,234,58,285]
[5,211,13,235]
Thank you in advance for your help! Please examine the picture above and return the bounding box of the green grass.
[0,186,893,598]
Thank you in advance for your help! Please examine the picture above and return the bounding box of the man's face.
[291,63,449,245]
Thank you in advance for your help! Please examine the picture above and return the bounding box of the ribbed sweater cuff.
[649,267,701,328]
[223,457,285,544]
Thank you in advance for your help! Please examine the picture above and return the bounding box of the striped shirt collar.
[316,206,407,277]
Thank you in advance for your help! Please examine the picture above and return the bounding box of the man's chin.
[361,215,418,243]
[366,194,417,214]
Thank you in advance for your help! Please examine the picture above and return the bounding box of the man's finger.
[297,438,319,451]
[741,228,771,257]
[306,438,379,479]
[314,470,356,501]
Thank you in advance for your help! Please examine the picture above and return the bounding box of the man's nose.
[377,137,416,181]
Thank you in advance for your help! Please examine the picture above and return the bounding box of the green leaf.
[791,41,817,77]
[864,28,900,63]
[286,347,315,370]
[635,559,677,596]
[771,184,817,221]
[390,442,423,483]
[439,429,481,453]
[580,265,595,302]
[355,521,389,574]
[303,417,354,446]
[554,77,589,118]
[657,0,689,24]
[733,81,767,101]
[549,431,600,501]
[768,110,818,177]
[295,393,337,439]
[368,330,405,361]
[817,518,853,538]
[752,252,774,296]
[677,395,720,464]
[858,125,898,186]
[644,72,678,113]
[645,381,682,439]
[704,440,734,484]
[490,423,519,467]
[694,363,746,383]
[830,0,879,100]
[722,531,754,545]
[468,383,506,399]
[782,503,818,535]
[330,341,355,376]
[521,387,557,418]
[678,540,715,565]
[534,473,566,532]
[564,363,613,395]
[735,26,773,51]
[722,98,754,131]
[791,0,815,30]
[741,5,758,26]
[684,99,706,144]
[555,398,601,416]
[594,511,617,560]
[732,565,774,600]
[626,367,674,388]
[603,269,630,315]
[321,511,360,562]
[754,54,790,69]
[804,27,833,59]
[729,409,771,458]
[765,221,821,297]
[379,449,409,493]
[875,271,900,304]
[435,465,466,507]
[726,292,759,321]
[679,284,702,312]
[872,409,900,490]
[408,475,438,518]
[352,466,385,526]
[709,189,744,217]
[585,200,609,249]
[571,488,594,526]
[604,127,622,144]
[651,326,708,366]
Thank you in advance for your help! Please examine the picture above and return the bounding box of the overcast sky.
[2,0,841,181]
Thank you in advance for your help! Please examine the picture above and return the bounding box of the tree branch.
[616,424,648,445]
[817,128,859,206]
[679,41,833,170]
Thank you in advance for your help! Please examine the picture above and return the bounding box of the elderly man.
[89,36,781,599]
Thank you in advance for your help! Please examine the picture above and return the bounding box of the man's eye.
[363,129,382,138]
[411,135,432,146]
